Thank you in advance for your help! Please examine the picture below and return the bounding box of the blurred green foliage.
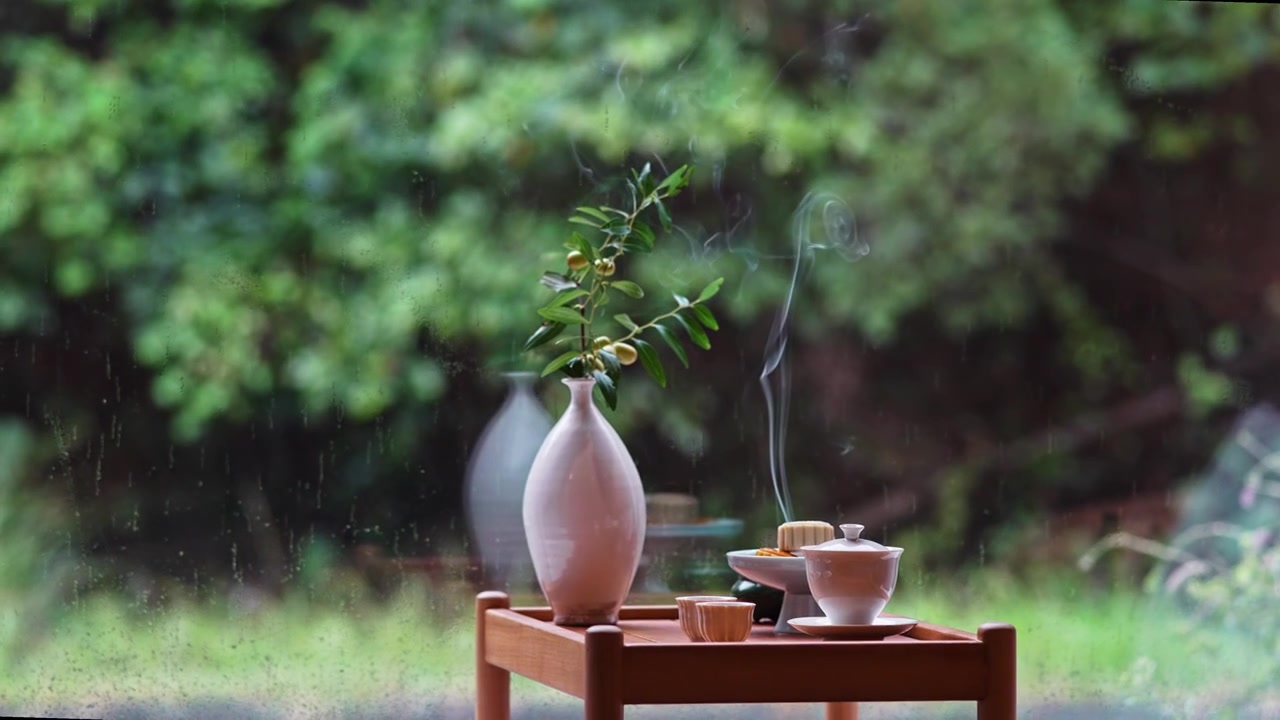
[2,0,1274,439]
[0,420,62,594]
[1,0,1279,595]
[4,4,1280,714]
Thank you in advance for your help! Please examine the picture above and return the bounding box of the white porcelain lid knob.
[803,522,889,553]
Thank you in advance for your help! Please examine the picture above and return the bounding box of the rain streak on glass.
[0,2,1277,719]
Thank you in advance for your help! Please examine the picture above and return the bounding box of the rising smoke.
[760,193,870,522]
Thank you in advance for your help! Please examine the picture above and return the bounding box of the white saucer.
[787,616,918,640]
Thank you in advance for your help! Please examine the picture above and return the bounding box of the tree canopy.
[2,0,1279,585]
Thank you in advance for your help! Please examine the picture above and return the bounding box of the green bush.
[4,0,1274,438]
[1,0,1278,585]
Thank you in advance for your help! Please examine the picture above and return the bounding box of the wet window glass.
[1,1,1278,718]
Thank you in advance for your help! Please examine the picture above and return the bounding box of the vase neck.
[504,372,538,392]
[563,378,596,410]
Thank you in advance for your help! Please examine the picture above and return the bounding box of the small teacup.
[675,595,736,641]
[695,601,755,642]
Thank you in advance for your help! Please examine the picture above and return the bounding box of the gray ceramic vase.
[463,372,553,590]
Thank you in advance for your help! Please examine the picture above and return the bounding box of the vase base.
[553,612,619,627]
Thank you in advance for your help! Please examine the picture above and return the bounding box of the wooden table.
[475,591,1016,720]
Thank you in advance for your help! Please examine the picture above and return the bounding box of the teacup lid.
[803,523,888,552]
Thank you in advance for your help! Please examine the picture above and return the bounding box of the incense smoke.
[761,193,869,522]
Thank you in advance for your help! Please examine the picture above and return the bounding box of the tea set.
[677,521,915,642]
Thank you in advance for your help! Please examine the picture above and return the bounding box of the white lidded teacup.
[800,523,903,626]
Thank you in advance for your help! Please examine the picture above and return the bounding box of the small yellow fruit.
[594,259,616,276]
[592,336,612,350]
[610,342,638,366]
[591,355,606,371]
[566,251,588,270]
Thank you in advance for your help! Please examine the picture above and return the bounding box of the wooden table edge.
[510,605,680,621]
[619,640,990,704]
[508,604,981,644]
[476,593,1016,720]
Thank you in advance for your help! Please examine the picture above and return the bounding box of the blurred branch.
[239,478,287,596]
[1083,240,1263,299]
[979,329,1280,475]
[841,488,918,532]
[873,331,1280,528]
[988,387,1183,472]
[1077,530,1203,572]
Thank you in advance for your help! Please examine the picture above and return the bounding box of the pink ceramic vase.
[523,377,646,626]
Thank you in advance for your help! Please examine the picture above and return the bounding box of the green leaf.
[657,164,693,195]
[635,163,655,196]
[675,313,711,350]
[545,289,588,309]
[696,277,724,303]
[568,216,601,228]
[653,324,689,368]
[601,217,631,237]
[614,313,639,332]
[631,221,655,250]
[593,370,617,410]
[620,237,654,254]
[655,199,672,232]
[565,232,598,262]
[523,323,566,352]
[611,281,644,299]
[599,348,621,376]
[633,338,666,388]
[540,272,579,292]
[538,306,588,325]
[563,356,588,378]
[692,304,719,331]
[542,350,581,377]
[575,206,610,223]
[656,168,680,194]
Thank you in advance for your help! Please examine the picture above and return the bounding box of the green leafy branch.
[522,163,723,410]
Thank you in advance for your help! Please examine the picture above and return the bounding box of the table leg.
[977,623,1016,720]
[585,625,625,720]
[476,592,511,720]
[825,701,859,720]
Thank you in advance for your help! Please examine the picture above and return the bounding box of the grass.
[890,568,1279,715]
[1,569,1276,718]
[1,583,489,715]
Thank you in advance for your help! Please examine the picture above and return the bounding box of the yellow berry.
[591,355,606,371]
[592,336,612,350]
[594,259,616,276]
[566,251,589,270]
[611,342,638,366]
